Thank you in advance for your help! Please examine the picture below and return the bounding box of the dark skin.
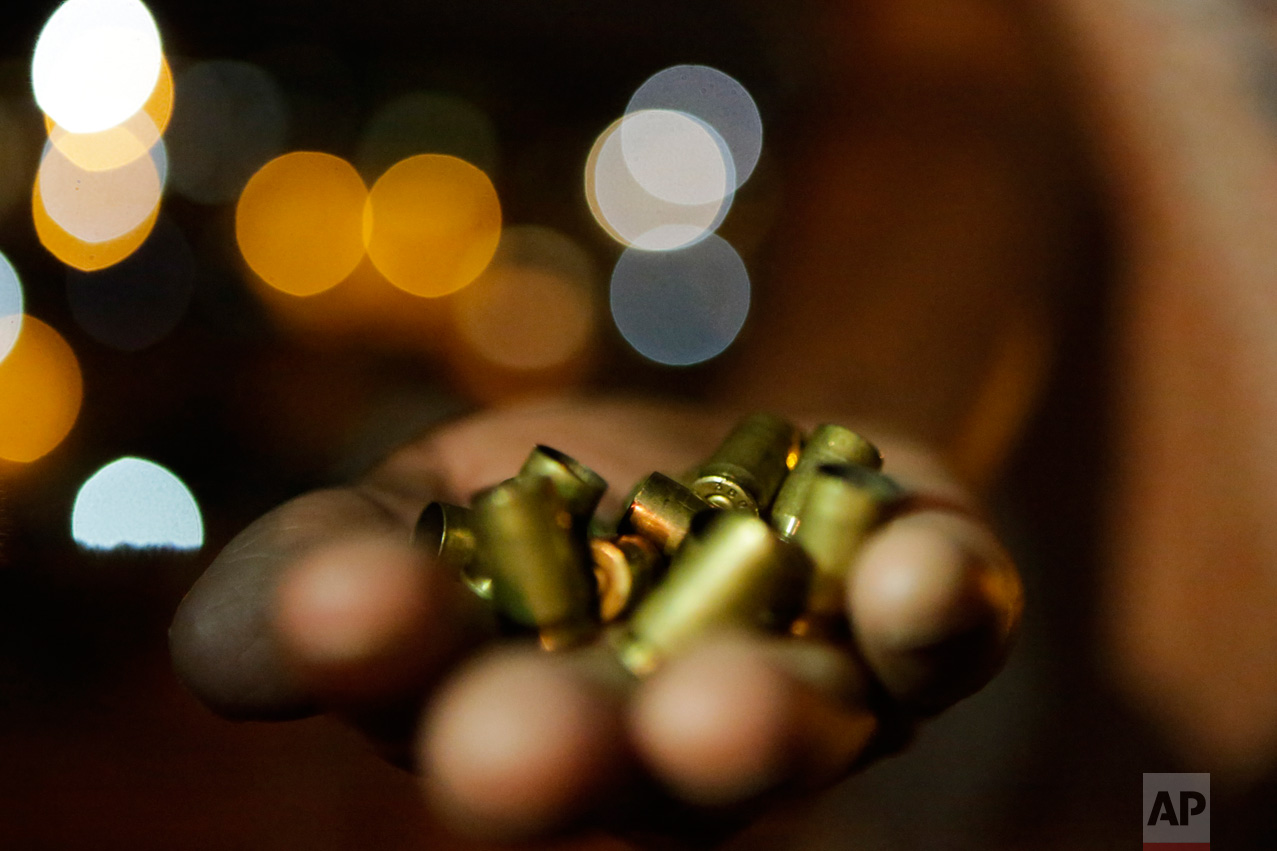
[170,398,1022,842]
[170,0,1060,844]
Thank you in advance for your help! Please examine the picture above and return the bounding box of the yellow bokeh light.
[44,55,174,172]
[365,154,501,298]
[33,177,158,271]
[0,316,83,463]
[236,152,368,297]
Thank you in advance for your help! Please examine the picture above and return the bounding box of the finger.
[628,633,879,808]
[419,645,634,841]
[849,508,1022,715]
[273,537,494,706]
[169,487,410,720]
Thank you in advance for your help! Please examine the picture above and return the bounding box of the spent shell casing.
[518,445,608,522]
[591,534,663,622]
[689,413,800,513]
[413,501,491,599]
[616,510,812,676]
[771,424,883,538]
[791,463,903,626]
[473,476,598,650]
[619,472,712,556]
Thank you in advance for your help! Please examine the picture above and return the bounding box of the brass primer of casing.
[688,413,800,513]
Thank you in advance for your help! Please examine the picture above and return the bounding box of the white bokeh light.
[586,113,732,252]
[32,0,164,134]
[620,109,733,207]
[0,251,22,364]
[36,136,165,244]
[72,457,204,550]
[627,64,763,189]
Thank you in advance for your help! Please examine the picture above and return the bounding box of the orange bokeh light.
[33,180,158,271]
[0,316,83,463]
[236,152,369,296]
[453,266,594,371]
[364,154,501,298]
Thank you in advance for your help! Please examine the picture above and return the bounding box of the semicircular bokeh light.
[0,315,83,463]
[626,64,763,189]
[609,233,750,366]
[32,0,164,135]
[586,112,732,252]
[0,251,23,365]
[71,456,204,551]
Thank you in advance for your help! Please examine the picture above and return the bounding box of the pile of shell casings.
[413,414,902,676]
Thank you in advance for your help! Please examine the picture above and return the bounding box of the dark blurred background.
[0,2,816,847]
[4,0,1275,848]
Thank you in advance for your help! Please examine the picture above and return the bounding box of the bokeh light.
[0,252,23,364]
[67,217,194,350]
[0,316,83,463]
[355,92,499,182]
[364,154,501,297]
[167,60,287,205]
[452,225,596,371]
[44,55,173,172]
[35,137,165,244]
[71,457,203,550]
[236,151,368,296]
[32,0,163,134]
[586,113,732,252]
[33,184,159,272]
[627,64,762,188]
[609,233,750,366]
[619,109,734,206]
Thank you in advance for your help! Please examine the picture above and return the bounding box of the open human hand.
[169,396,1022,842]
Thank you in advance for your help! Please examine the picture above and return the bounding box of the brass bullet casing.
[689,413,800,513]
[518,445,608,524]
[771,424,883,538]
[616,511,813,676]
[473,476,598,650]
[413,501,490,599]
[619,472,711,556]
[591,534,663,623]
[791,463,903,629]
